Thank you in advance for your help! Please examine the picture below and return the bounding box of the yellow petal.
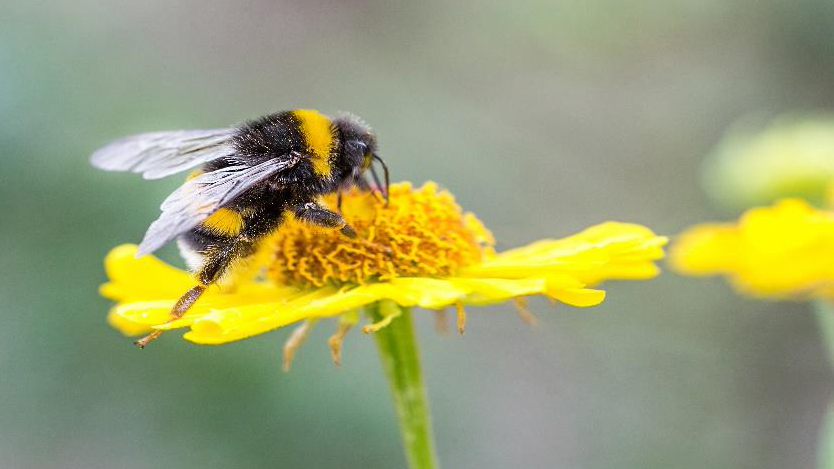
[669,223,739,275]
[385,278,469,308]
[184,287,344,344]
[183,279,472,344]
[576,262,662,285]
[110,284,304,331]
[671,198,834,297]
[449,277,546,304]
[100,244,194,301]
[545,286,606,307]
[114,300,178,326]
[542,274,606,306]
[107,306,153,336]
[460,222,666,285]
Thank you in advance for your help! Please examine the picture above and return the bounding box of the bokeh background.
[2,1,833,468]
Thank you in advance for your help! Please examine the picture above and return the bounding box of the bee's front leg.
[295,201,357,238]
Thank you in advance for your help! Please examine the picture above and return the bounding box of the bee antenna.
[371,153,390,205]
[369,164,385,204]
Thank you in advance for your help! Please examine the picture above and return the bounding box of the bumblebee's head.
[334,113,389,200]
[334,112,376,168]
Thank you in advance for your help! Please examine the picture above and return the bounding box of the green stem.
[369,300,439,469]
[813,300,834,469]
[815,300,834,368]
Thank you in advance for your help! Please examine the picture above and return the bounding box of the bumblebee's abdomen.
[232,109,338,178]
[180,209,250,262]
[178,197,290,281]
[201,207,245,236]
[179,211,262,284]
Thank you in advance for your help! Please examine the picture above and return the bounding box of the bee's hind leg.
[134,241,244,348]
[134,285,207,348]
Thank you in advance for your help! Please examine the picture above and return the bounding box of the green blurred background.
[2,1,833,468]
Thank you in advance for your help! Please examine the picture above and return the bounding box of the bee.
[91,109,389,347]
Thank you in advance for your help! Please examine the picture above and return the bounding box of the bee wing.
[90,128,236,179]
[137,156,301,256]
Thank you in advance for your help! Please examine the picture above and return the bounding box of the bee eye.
[348,140,367,152]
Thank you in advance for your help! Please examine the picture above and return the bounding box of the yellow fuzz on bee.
[201,208,244,236]
[99,181,667,344]
[293,109,335,177]
[671,198,834,298]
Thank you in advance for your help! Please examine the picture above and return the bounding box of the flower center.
[267,182,494,287]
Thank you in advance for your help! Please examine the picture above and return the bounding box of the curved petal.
[107,306,154,336]
[183,286,367,344]
[671,198,834,297]
[545,286,606,306]
[182,279,473,344]
[385,278,469,308]
[669,223,740,275]
[449,278,545,304]
[459,222,667,285]
[100,244,194,300]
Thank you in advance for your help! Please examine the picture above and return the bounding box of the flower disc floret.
[269,182,494,286]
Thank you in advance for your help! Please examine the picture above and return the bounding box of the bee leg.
[295,202,357,238]
[135,242,246,348]
[134,285,207,348]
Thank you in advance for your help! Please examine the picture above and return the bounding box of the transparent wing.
[90,128,235,179]
[137,156,301,256]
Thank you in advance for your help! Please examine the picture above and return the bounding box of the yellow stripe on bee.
[202,208,244,236]
[293,109,336,177]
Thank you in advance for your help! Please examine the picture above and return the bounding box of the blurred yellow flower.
[670,198,834,298]
[100,181,666,350]
[703,115,834,208]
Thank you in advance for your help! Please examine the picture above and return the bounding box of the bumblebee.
[91,109,389,347]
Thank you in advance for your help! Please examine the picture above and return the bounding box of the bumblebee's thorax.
[232,109,340,182]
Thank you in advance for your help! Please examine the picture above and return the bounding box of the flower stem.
[815,300,834,368]
[369,300,439,469]
[813,300,834,469]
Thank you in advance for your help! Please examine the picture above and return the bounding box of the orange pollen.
[266,181,495,287]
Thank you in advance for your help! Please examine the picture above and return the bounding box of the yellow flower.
[670,198,834,298]
[101,181,666,354]
[703,115,834,208]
